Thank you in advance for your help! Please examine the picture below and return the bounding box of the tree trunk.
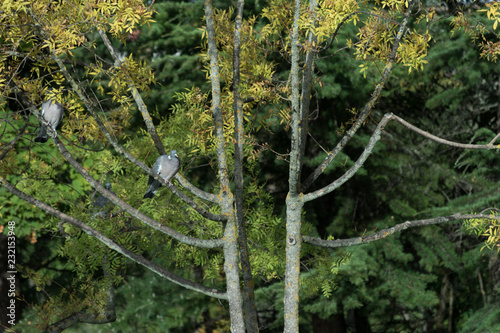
[222,214,246,332]
[232,0,259,331]
[312,313,347,333]
[283,0,317,330]
[435,273,449,333]
[203,1,246,331]
[284,195,304,332]
[496,74,500,133]
[488,253,500,304]
[347,308,372,333]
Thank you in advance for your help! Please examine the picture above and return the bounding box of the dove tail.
[35,126,48,143]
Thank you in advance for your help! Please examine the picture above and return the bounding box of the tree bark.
[312,313,347,333]
[283,0,306,331]
[204,0,246,331]
[232,0,259,331]
[496,74,500,133]
[488,253,500,304]
[435,273,449,333]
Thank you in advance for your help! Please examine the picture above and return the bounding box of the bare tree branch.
[303,112,500,202]
[174,173,218,203]
[303,213,500,248]
[392,114,500,149]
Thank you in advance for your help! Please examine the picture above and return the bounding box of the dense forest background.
[1,0,499,332]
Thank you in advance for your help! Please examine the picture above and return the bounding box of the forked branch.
[301,1,416,192]
[304,113,500,202]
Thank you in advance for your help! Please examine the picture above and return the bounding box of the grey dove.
[143,150,180,198]
[91,183,116,218]
[35,100,64,143]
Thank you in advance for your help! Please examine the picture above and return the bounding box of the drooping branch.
[52,132,224,247]
[303,213,500,248]
[0,177,228,299]
[303,112,500,202]
[301,0,417,192]
[391,114,500,149]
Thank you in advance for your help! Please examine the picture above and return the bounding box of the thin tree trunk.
[204,0,245,331]
[312,312,346,333]
[435,273,449,333]
[488,252,500,304]
[477,269,486,307]
[496,74,500,132]
[284,196,304,332]
[222,214,246,332]
[283,1,317,331]
[283,0,305,331]
[232,0,259,331]
[447,285,453,333]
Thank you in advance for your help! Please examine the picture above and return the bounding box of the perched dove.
[143,150,180,199]
[35,100,64,143]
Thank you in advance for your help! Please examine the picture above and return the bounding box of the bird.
[34,99,64,143]
[91,183,116,218]
[143,150,180,199]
